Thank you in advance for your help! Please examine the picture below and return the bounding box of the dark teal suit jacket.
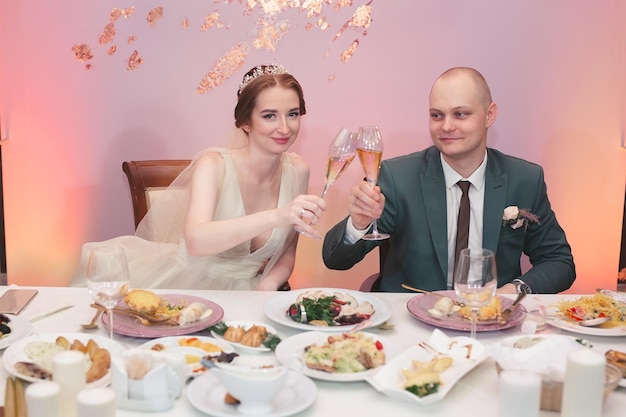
[322,147,575,293]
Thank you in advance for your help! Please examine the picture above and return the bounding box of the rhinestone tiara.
[237,64,289,95]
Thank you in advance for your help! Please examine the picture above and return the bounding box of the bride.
[73,64,326,290]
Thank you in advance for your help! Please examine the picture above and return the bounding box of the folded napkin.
[111,349,181,402]
[487,335,591,382]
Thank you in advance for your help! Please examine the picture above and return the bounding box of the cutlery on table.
[27,304,74,323]
[499,292,526,324]
[89,303,178,326]
[80,309,103,330]
[4,376,26,417]
[401,284,465,307]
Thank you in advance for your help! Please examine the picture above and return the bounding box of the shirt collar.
[441,151,487,191]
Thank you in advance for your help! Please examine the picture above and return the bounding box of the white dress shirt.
[441,153,487,288]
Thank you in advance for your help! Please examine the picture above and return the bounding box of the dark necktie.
[453,181,471,281]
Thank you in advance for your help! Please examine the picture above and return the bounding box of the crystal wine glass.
[295,127,356,238]
[453,248,497,339]
[356,125,389,240]
[86,246,130,339]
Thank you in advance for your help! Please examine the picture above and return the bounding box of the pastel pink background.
[0,1,625,293]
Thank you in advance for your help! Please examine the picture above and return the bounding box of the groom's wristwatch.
[512,279,532,294]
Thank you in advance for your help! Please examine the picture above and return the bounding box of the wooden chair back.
[122,160,191,229]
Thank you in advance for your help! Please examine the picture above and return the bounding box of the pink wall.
[1,1,625,292]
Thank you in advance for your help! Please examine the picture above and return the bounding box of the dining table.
[0,285,625,417]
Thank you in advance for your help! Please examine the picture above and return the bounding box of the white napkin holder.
[111,354,182,412]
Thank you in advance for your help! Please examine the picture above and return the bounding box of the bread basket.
[495,363,622,411]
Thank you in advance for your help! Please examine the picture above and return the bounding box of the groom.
[322,67,575,294]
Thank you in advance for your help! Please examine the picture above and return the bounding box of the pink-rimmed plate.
[102,294,224,338]
[406,291,526,332]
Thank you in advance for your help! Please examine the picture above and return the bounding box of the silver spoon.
[578,317,610,327]
[80,309,103,330]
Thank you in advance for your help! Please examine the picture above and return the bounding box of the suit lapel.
[420,150,448,280]
[483,150,507,252]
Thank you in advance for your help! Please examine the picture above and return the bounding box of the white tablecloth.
[1,286,625,416]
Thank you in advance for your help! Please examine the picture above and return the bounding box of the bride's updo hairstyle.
[234,64,307,129]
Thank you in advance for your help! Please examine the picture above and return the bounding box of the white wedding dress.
[72,148,300,290]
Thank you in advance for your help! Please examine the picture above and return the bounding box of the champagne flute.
[86,246,130,340]
[453,248,497,339]
[295,128,356,238]
[356,125,389,240]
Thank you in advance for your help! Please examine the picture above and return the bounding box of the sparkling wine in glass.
[86,246,130,340]
[454,248,497,339]
[321,128,356,198]
[296,128,356,238]
[356,125,389,240]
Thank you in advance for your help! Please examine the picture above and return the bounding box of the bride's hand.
[284,195,326,229]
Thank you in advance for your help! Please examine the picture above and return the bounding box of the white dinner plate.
[545,317,626,337]
[137,336,235,378]
[210,320,279,353]
[3,332,124,387]
[366,329,488,405]
[274,330,401,382]
[187,370,316,417]
[263,287,392,332]
[0,314,33,350]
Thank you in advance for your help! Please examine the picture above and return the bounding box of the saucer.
[187,370,316,417]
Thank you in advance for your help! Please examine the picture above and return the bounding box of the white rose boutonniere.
[502,206,540,229]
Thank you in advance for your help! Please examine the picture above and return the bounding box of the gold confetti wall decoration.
[111,7,134,22]
[71,1,375,90]
[333,0,353,11]
[127,50,144,70]
[98,22,116,45]
[147,7,164,26]
[244,0,295,18]
[200,11,228,31]
[301,0,328,18]
[333,1,371,41]
[197,43,249,94]
[340,39,359,63]
[71,44,94,69]
[252,19,290,51]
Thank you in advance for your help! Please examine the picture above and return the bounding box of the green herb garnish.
[209,321,228,336]
[301,296,338,325]
[405,382,440,397]
[262,334,282,351]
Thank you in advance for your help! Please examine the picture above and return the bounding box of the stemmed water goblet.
[453,248,497,339]
[86,245,130,340]
[295,127,356,238]
[356,125,389,240]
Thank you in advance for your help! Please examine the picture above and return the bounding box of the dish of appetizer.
[275,330,401,382]
[101,291,224,338]
[0,313,33,350]
[2,332,124,387]
[366,329,487,405]
[545,292,626,336]
[210,321,281,353]
[138,336,236,378]
[407,290,526,332]
[264,288,392,332]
